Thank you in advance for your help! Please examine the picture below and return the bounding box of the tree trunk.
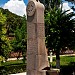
[56,49,60,69]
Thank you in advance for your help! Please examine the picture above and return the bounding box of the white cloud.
[61,2,75,19]
[61,2,73,14]
[3,0,26,16]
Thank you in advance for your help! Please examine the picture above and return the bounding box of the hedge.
[0,63,26,74]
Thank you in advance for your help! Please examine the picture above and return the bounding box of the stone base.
[27,70,46,75]
[46,69,60,75]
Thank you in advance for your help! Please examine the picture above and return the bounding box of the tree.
[11,15,27,63]
[40,0,75,68]
[0,8,22,35]
[0,10,12,60]
[39,0,60,10]
[45,6,75,68]
[0,8,27,62]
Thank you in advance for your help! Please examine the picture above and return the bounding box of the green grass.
[60,56,75,66]
[2,60,24,66]
[52,56,75,67]
[1,56,75,67]
[0,56,75,74]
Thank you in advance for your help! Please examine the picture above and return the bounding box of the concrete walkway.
[7,54,75,61]
[10,72,26,75]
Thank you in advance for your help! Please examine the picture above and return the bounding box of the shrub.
[0,66,8,75]
[4,64,26,74]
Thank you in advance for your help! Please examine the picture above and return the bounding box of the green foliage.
[0,69,8,75]
[0,9,12,60]
[5,64,26,74]
[45,7,75,51]
[0,60,26,74]
[11,15,27,50]
[0,8,27,61]
[0,11,6,25]
[11,15,27,62]
[41,0,61,10]
[0,8,22,34]
[0,56,5,62]
[1,37,12,59]
[0,10,6,39]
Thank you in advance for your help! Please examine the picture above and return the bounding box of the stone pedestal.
[46,69,60,75]
[26,0,49,75]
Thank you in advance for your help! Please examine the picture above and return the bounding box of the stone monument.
[26,0,49,75]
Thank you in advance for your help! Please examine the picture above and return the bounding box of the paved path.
[7,54,75,61]
[10,72,26,75]
[48,54,75,58]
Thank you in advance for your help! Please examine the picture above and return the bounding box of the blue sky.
[0,0,28,16]
[0,0,75,16]
[0,0,75,7]
[0,0,28,7]
[0,0,74,7]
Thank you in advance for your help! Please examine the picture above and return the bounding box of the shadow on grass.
[60,65,75,75]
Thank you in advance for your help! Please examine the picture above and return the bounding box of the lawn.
[52,55,75,75]
[52,55,75,67]
[0,55,75,75]
[2,59,24,66]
